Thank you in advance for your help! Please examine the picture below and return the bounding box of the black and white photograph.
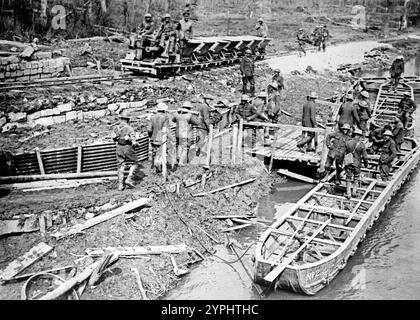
[0,0,419,307]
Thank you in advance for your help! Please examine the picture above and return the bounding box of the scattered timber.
[131,267,149,300]
[5,266,75,283]
[52,198,150,240]
[39,255,119,300]
[193,178,257,197]
[221,224,253,232]
[277,169,318,184]
[0,171,118,184]
[212,215,255,220]
[0,243,53,282]
[85,244,187,257]
[196,226,220,244]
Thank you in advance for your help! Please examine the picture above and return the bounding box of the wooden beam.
[36,149,45,175]
[277,169,318,184]
[221,224,253,232]
[86,244,187,257]
[0,171,118,183]
[5,265,75,282]
[77,146,83,173]
[52,198,150,240]
[193,178,256,197]
[298,204,363,221]
[313,192,375,205]
[162,126,167,180]
[0,243,53,282]
[205,125,214,169]
[287,216,354,232]
[212,215,255,219]
[346,181,376,225]
[270,229,341,247]
[244,121,326,134]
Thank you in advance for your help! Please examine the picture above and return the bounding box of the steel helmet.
[182,101,193,109]
[360,91,369,98]
[258,18,263,22]
[358,100,368,107]
[164,13,171,19]
[269,82,279,90]
[384,130,393,137]
[308,91,318,99]
[341,123,351,130]
[156,102,168,112]
[145,13,152,18]
[245,49,253,55]
[353,128,363,136]
[119,110,131,120]
[298,28,304,31]
[258,92,268,98]
[397,55,404,60]
[274,68,281,73]
[403,92,411,97]
[241,94,250,101]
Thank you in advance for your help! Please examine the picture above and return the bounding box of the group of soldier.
[130,9,194,60]
[296,24,330,56]
[298,83,417,199]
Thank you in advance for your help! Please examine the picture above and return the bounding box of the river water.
[166,41,420,300]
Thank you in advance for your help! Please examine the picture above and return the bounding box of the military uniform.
[398,96,416,129]
[112,119,138,190]
[296,31,308,55]
[390,58,404,88]
[158,18,177,57]
[324,129,351,184]
[177,17,193,53]
[192,103,212,160]
[255,22,268,38]
[344,138,368,183]
[338,101,360,129]
[319,26,329,51]
[392,118,405,152]
[297,98,317,150]
[272,74,285,93]
[240,55,255,96]
[356,101,372,134]
[369,127,387,153]
[379,138,397,180]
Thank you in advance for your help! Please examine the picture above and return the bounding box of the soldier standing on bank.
[112,110,138,191]
[378,130,398,182]
[255,18,268,38]
[389,56,405,91]
[297,91,318,152]
[398,92,417,129]
[296,28,307,56]
[240,49,256,97]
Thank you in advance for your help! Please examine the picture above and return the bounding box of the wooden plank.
[0,217,39,237]
[52,198,150,240]
[85,244,187,257]
[0,243,53,282]
[277,169,318,184]
[77,146,83,173]
[0,171,118,183]
[298,204,363,221]
[270,229,341,247]
[244,121,325,134]
[232,124,238,164]
[221,224,253,232]
[193,178,256,197]
[162,126,167,180]
[205,125,214,169]
[5,265,75,282]
[196,226,220,244]
[36,150,45,175]
[237,119,244,164]
[287,216,354,232]
[264,218,332,283]
[312,192,374,205]
[212,215,255,219]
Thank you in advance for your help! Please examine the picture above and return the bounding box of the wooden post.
[205,125,214,169]
[162,126,167,180]
[237,119,244,164]
[269,130,277,173]
[232,124,238,165]
[36,149,45,175]
[219,134,222,164]
[77,146,82,173]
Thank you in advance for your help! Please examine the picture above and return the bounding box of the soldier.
[391,116,404,152]
[158,13,177,58]
[369,124,392,153]
[296,28,307,56]
[297,92,318,152]
[398,92,417,129]
[112,110,138,190]
[147,102,171,173]
[267,82,282,123]
[255,18,268,38]
[177,10,193,52]
[389,56,405,90]
[240,49,255,97]
[193,95,212,158]
[378,130,397,181]
[344,128,369,199]
[356,100,372,137]
[170,101,199,166]
[321,123,352,184]
[272,69,286,96]
[131,13,156,60]
[338,94,361,130]
[319,24,330,52]
[234,95,259,122]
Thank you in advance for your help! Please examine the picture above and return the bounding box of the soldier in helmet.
[344,128,369,199]
[131,13,156,60]
[369,123,392,153]
[378,130,398,181]
[321,123,352,184]
[389,55,405,90]
[272,69,286,95]
[319,24,330,52]
[267,82,282,124]
[158,13,177,58]
[397,92,417,129]
[391,116,404,152]
[255,18,268,38]
[177,9,193,52]
[338,93,361,130]
[355,100,372,137]
[112,110,138,190]
[240,49,255,97]
[296,28,308,56]
[147,102,175,173]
